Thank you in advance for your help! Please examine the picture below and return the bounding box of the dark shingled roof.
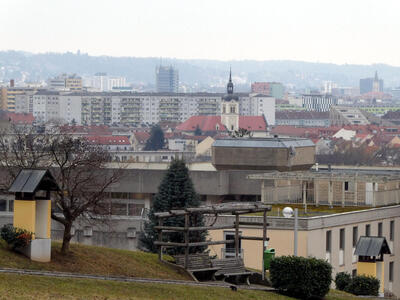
[9,169,59,193]
[354,236,391,256]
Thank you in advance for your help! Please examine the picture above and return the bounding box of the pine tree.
[194,125,202,136]
[144,125,165,150]
[140,159,207,254]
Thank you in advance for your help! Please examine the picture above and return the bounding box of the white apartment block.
[22,92,275,127]
[83,74,127,91]
[302,93,338,112]
[32,92,82,124]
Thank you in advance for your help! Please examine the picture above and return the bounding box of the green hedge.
[345,275,379,296]
[335,272,351,291]
[0,224,32,250]
[269,256,332,299]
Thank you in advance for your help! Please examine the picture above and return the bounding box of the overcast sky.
[1,0,399,66]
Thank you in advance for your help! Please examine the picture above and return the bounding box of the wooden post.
[235,214,239,258]
[354,181,358,205]
[158,218,163,261]
[262,210,267,281]
[261,180,265,203]
[372,182,376,207]
[342,181,345,208]
[314,179,319,207]
[184,213,189,269]
[302,181,307,213]
[273,180,278,203]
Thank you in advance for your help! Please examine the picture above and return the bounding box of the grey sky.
[1,0,400,66]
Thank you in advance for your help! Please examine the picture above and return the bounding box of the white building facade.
[21,91,275,127]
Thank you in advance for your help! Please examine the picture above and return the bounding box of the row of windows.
[327,221,395,253]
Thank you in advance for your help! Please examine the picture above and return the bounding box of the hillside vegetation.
[0,240,189,280]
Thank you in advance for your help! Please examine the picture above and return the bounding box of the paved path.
[0,268,274,291]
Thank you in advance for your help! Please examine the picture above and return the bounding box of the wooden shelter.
[154,202,271,280]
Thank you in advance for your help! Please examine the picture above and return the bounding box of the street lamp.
[283,207,298,256]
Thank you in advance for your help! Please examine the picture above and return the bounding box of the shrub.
[345,275,379,296]
[0,224,33,250]
[269,256,332,299]
[335,272,352,291]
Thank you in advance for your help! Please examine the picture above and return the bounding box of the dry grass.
[0,273,365,300]
[0,240,190,280]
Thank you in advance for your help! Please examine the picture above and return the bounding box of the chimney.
[10,79,14,88]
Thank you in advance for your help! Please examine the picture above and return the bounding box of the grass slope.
[0,240,189,280]
[0,273,364,300]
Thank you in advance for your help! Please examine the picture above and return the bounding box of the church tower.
[221,69,239,131]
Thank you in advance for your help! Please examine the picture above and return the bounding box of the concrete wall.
[212,146,315,171]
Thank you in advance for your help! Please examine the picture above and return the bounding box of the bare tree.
[0,124,122,254]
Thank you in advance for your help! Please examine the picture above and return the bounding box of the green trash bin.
[263,248,275,270]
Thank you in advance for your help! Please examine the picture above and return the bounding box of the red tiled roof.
[238,116,267,131]
[86,135,131,145]
[176,116,227,132]
[134,131,150,143]
[176,115,267,132]
[6,112,35,124]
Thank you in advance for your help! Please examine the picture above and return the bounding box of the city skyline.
[1,0,400,66]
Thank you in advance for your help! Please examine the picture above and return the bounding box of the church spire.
[374,71,379,81]
[227,67,234,95]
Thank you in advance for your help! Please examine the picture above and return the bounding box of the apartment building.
[33,91,82,124]
[330,106,370,126]
[209,206,399,295]
[302,93,337,112]
[18,91,275,127]
[48,74,82,91]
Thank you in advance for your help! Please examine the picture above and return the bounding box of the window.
[344,182,349,191]
[340,229,345,250]
[366,224,371,237]
[389,262,394,282]
[390,220,395,241]
[0,199,6,211]
[326,230,331,253]
[128,203,145,216]
[111,203,127,216]
[352,226,358,247]
[224,231,241,258]
[378,222,383,237]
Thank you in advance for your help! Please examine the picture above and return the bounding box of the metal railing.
[262,186,400,207]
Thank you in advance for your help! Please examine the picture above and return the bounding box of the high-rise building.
[360,71,384,94]
[155,65,179,93]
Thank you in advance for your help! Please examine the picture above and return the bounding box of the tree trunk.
[61,222,73,254]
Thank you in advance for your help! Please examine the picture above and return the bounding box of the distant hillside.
[1,50,400,91]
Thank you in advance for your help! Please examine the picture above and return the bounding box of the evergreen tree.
[140,159,207,254]
[144,125,165,150]
[194,125,202,136]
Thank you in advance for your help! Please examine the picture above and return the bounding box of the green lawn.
[0,273,362,300]
[0,240,366,299]
[0,240,189,280]
[0,273,287,300]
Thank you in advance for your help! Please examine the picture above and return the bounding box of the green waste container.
[263,248,275,270]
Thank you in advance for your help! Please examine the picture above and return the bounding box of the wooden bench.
[174,253,220,281]
[212,258,253,285]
